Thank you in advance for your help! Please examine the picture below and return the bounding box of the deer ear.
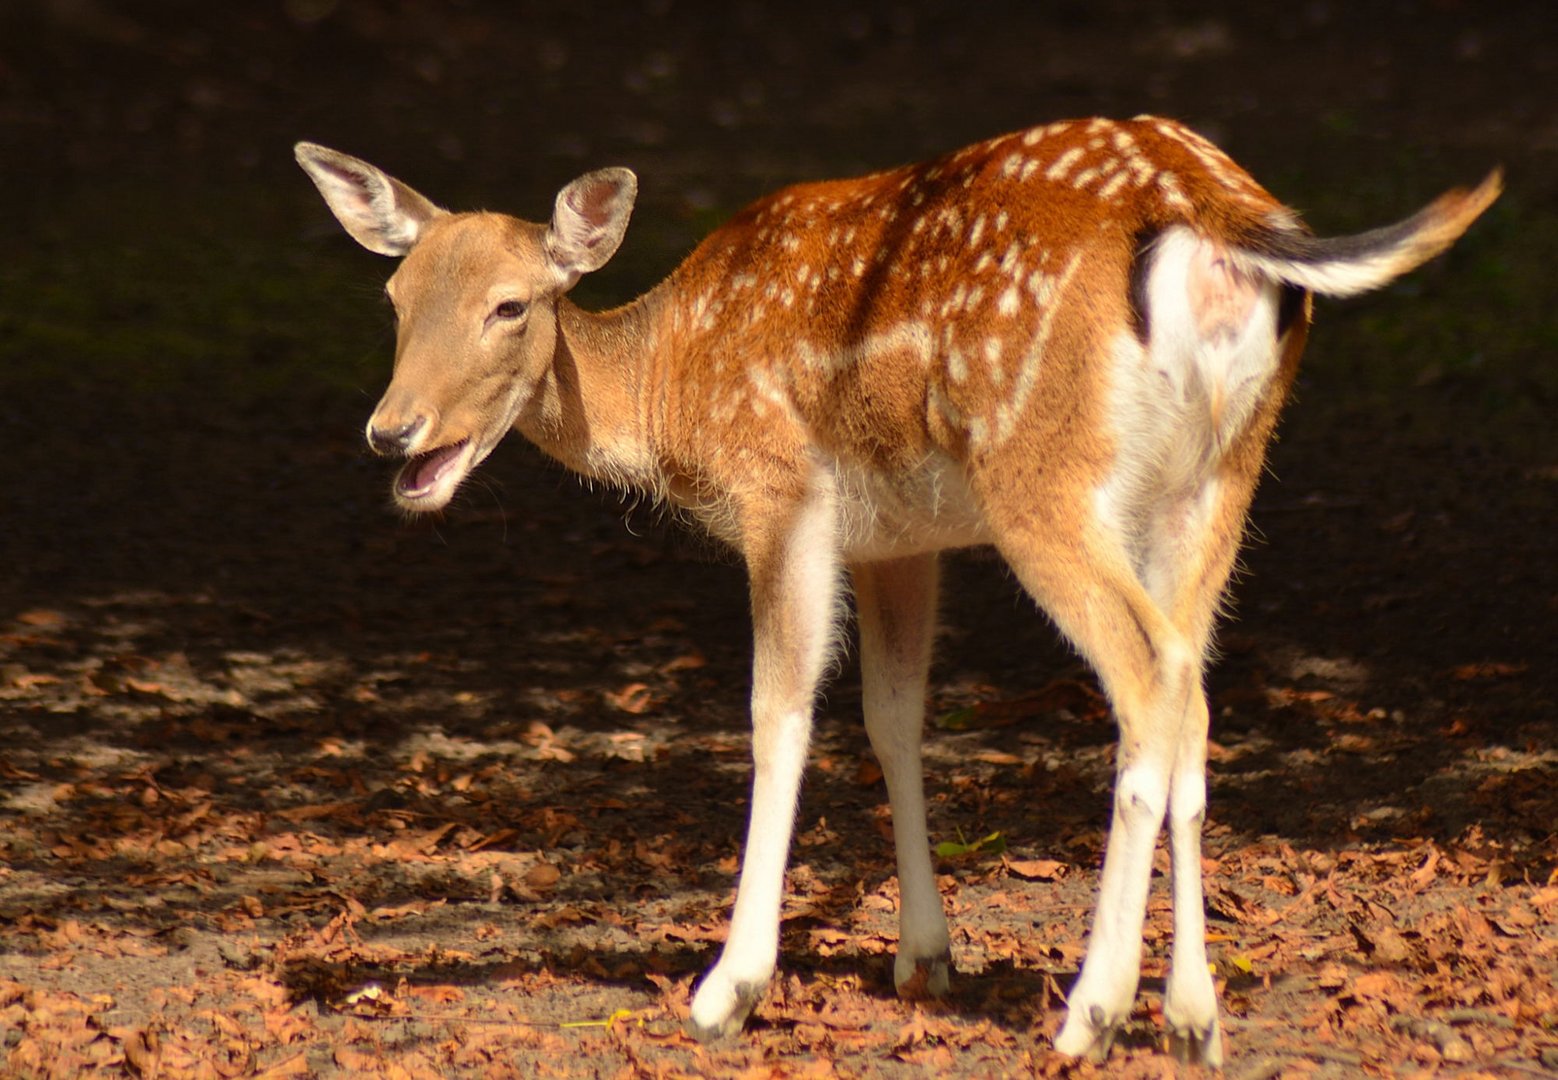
[545,167,637,287]
[294,142,444,257]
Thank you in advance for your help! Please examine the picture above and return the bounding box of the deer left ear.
[545,167,638,288]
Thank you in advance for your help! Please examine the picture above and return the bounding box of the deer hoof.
[1054,1003,1123,1063]
[686,972,766,1042]
[894,949,952,999]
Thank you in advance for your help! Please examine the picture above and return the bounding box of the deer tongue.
[397,439,469,498]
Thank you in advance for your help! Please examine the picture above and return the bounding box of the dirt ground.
[1,2,1555,1077]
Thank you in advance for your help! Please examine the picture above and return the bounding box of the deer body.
[297,117,1498,1064]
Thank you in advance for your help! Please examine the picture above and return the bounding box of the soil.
[1,2,1555,1077]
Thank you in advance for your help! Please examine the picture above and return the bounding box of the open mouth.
[393,438,474,507]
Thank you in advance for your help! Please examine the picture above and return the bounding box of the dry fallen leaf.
[1005,857,1068,881]
[1450,661,1529,680]
[605,681,659,714]
[524,861,562,890]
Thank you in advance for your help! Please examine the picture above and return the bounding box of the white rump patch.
[1097,227,1281,545]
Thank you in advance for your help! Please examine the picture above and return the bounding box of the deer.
[295,117,1498,1065]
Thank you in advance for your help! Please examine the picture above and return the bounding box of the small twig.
[1242,1042,1367,1071]
[1488,1059,1558,1079]
[560,1008,644,1031]
[344,1008,639,1029]
[1304,1044,1365,1068]
[1441,1006,1518,1028]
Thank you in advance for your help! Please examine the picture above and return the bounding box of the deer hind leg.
[1040,232,1286,1062]
[973,496,1195,1061]
[1128,230,1288,1066]
[853,554,950,998]
[1133,478,1255,1068]
[687,479,845,1040]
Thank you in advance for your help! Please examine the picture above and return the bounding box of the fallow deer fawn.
[296,117,1498,1065]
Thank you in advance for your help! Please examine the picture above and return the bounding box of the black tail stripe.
[1127,227,1160,345]
[1246,199,1447,264]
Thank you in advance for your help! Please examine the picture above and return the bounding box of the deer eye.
[491,299,528,321]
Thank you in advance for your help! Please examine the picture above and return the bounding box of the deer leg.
[1142,479,1257,1068]
[977,510,1192,1062]
[854,553,950,997]
[687,485,843,1040]
[1054,650,1192,1063]
[1162,688,1221,1066]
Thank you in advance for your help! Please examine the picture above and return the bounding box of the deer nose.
[367,415,427,456]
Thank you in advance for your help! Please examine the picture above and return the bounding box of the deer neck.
[513,289,667,489]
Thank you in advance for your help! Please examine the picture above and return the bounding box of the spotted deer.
[295,117,1498,1064]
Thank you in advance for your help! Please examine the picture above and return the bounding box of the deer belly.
[832,453,991,561]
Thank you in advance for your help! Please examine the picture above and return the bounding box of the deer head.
[295,142,637,511]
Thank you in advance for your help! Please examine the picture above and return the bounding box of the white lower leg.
[874,733,949,994]
[690,485,842,1039]
[856,556,949,995]
[1054,758,1168,1058]
[688,707,811,1037]
[1163,726,1222,1064]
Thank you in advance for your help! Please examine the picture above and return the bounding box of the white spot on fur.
[798,321,937,381]
[991,251,1083,445]
[928,382,966,438]
[1045,146,1085,183]
[1157,170,1192,211]
[999,241,1022,276]
[967,414,989,450]
[983,336,1005,384]
[747,364,802,428]
[1097,170,1130,201]
[947,347,968,383]
[997,285,1020,317]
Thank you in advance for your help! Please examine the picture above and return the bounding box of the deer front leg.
[687,487,843,1040]
[853,554,951,998]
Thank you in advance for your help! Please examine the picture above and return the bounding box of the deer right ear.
[545,167,638,288]
[294,142,444,257]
